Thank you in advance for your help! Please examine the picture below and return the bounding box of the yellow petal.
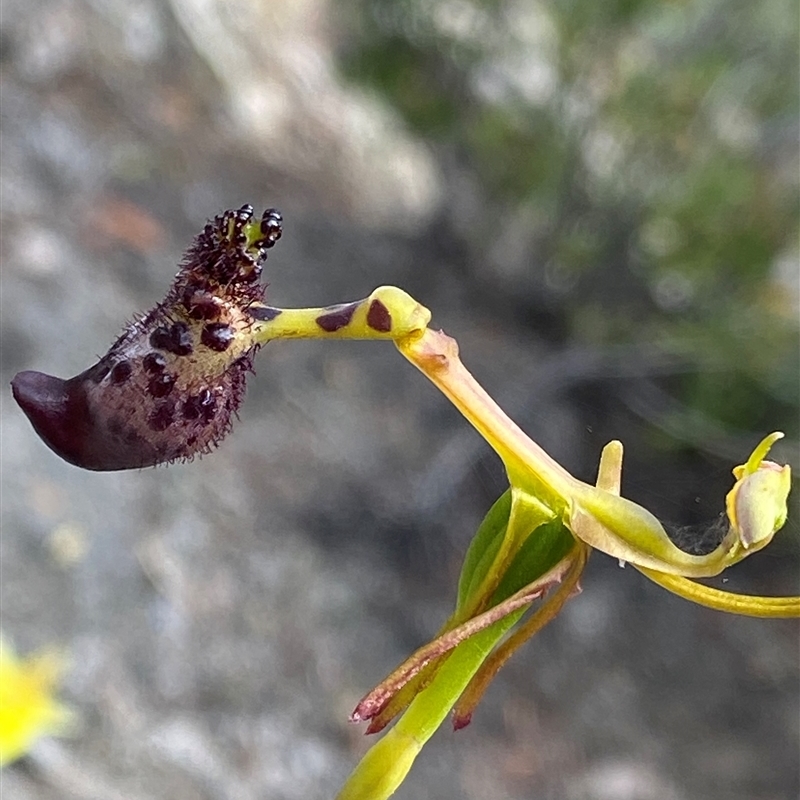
[0,637,75,768]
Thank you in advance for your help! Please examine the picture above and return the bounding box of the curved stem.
[396,328,578,510]
[636,567,800,618]
[250,286,431,344]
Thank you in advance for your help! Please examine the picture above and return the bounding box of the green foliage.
[455,488,574,611]
[456,488,510,609]
[490,518,575,604]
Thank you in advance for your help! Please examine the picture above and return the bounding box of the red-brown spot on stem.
[366,299,392,332]
[316,302,358,333]
[249,306,282,322]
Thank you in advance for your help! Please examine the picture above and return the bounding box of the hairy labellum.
[12,206,282,471]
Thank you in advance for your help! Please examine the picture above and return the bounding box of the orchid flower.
[10,208,797,799]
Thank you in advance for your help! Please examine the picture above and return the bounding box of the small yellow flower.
[0,636,75,767]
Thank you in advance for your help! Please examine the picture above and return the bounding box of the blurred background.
[1,0,797,798]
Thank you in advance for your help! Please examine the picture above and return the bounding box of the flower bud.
[726,433,791,549]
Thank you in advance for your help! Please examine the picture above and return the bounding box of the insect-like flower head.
[12,206,282,470]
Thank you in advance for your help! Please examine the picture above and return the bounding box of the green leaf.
[491,519,576,604]
[456,489,511,610]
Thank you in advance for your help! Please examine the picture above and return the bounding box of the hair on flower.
[12,206,282,471]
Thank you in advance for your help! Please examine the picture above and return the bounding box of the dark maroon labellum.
[12,371,97,468]
[11,206,281,470]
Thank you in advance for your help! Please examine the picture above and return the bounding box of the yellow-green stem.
[251,287,431,344]
[396,328,577,519]
[336,607,526,800]
[636,568,800,617]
